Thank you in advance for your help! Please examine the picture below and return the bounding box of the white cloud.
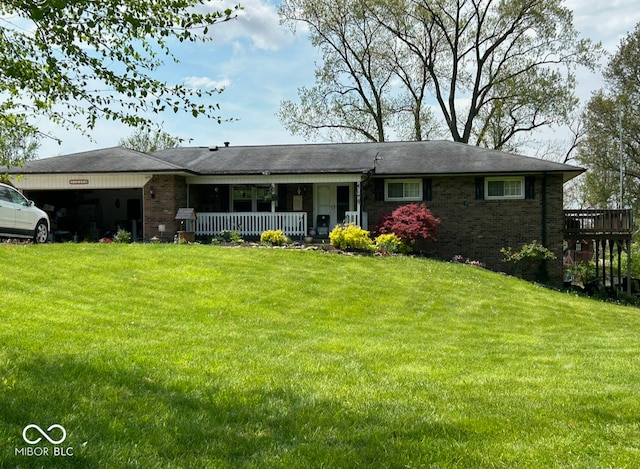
[567,0,640,51]
[183,76,232,89]
[205,0,294,51]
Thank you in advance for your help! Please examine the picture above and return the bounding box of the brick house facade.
[143,175,188,239]
[6,141,582,284]
[363,173,565,281]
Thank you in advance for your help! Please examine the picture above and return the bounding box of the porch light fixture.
[150,188,156,199]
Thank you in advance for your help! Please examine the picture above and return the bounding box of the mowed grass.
[1,244,639,468]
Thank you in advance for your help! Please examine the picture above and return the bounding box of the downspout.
[361,167,376,228]
[541,172,548,281]
[541,172,547,246]
[142,186,146,240]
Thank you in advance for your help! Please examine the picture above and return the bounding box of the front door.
[316,185,335,233]
[315,184,351,232]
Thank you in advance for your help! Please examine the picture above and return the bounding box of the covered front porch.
[186,174,365,238]
[195,211,361,238]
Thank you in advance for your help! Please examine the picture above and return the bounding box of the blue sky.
[38,0,640,158]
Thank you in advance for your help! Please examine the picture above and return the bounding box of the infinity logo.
[22,424,67,445]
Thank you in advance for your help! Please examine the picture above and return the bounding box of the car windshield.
[3,186,29,206]
[0,187,11,203]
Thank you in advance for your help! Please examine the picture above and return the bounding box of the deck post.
[628,239,632,296]
[609,241,614,291]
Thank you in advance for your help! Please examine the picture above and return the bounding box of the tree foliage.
[578,22,640,212]
[278,0,599,149]
[0,0,239,151]
[119,129,181,153]
[278,0,444,142]
[0,115,40,171]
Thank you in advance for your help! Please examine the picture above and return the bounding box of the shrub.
[329,224,374,251]
[113,228,131,243]
[566,261,596,287]
[501,240,556,264]
[260,229,289,246]
[215,230,244,244]
[374,203,440,246]
[501,240,556,282]
[374,233,411,254]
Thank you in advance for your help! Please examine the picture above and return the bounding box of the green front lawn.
[1,244,639,467]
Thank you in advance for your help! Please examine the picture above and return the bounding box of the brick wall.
[143,175,188,239]
[364,174,566,284]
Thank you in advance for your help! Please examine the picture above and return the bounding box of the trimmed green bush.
[260,229,289,246]
[375,233,411,254]
[329,223,374,251]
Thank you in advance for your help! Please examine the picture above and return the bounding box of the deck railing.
[196,212,307,237]
[564,209,632,238]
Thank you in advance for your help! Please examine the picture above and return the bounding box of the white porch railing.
[344,211,360,226]
[196,212,307,237]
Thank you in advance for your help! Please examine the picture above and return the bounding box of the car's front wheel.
[34,220,48,244]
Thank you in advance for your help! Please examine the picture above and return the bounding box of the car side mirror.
[28,200,35,207]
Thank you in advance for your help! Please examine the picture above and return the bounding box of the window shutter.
[422,178,432,201]
[525,176,536,199]
[475,177,484,200]
[374,179,385,201]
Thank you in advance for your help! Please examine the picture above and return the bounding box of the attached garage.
[7,147,189,241]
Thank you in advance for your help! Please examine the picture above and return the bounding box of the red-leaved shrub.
[374,203,440,246]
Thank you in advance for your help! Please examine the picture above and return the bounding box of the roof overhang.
[186,173,364,185]
[11,173,155,190]
[374,169,585,183]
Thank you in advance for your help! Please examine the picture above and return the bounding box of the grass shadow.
[1,353,479,468]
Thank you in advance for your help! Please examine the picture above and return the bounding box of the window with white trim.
[485,177,524,200]
[385,179,422,201]
[232,184,274,212]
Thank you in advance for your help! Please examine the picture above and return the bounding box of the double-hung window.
[385,179,422,201]
[484,177,524,200]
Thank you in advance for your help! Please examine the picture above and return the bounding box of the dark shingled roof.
[4,146,186,174]
[7,141,583,181]
[152,143,374,174]
[153,141,583,180]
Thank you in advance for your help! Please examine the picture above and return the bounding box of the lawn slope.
[1,244,639,468]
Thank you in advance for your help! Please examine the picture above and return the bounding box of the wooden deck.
[564,209,633,240]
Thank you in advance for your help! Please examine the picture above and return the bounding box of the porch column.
[271,183,276,213]
[356,181,361,226]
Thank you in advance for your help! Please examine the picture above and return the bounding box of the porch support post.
[271,183,276,213]
[356,181,361,226]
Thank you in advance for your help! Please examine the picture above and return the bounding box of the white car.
[0,182,49,243]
